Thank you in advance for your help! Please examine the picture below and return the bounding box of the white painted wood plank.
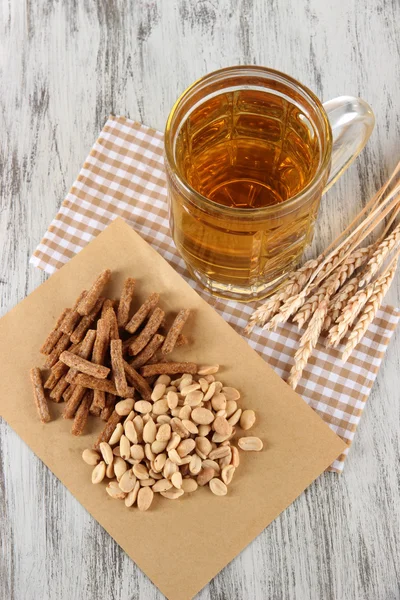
[1,1,399,598]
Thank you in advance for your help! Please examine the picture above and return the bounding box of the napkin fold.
[31,115,400,472]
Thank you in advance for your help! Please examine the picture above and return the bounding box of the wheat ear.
[287,299,328,390]
[293,246,371,329]
[245,258,318,332]
[325,283,375,347]
[268,211,392,332]
[322,276,360,331]
[263,289,308,331]
[306,183,400,291]
[342,261,398,361]
[359,222,400,287]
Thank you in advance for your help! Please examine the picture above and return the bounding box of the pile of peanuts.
[82,365,262,511]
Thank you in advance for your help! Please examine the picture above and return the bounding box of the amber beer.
[164,67,374,301]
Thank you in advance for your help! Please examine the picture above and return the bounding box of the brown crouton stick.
[54,307,71,329]
[92,318,110,365]
[89,318,110,411]
[89,402,102,417]
[70,297,105,343]
[140,362,198,377]
[40,307,70,355]
[123,360,152,400]
[101,298,114,317]
[40,329,63,356]
[176,334,189,347]
[125,292,159,334]
[110,339,129,396]
[77,269,111,316]
[71,390,93,436]
[73,373,118,395]
[49,361,68,383]
[91,389,106,411]
[60,291,87,335]
[44,334,71,369]
[122,335,137,354]
[44,372,59,391]
[63,385,74,403]
[62,329,97,414]
[100,393,117,421]
[76,330,97,357]
[129,307,165,355]
[65,370,78,385]
[60,351,110,379]
[93,410,122,449]
[30,368,51,423]
[49,375,69,402]
[67,329,96,377]
[161,309,191,354]
[48,341,82,386]
[130,333,165,367]
[117,277,136,328]
[104,305,119,340]
[63,384,87,419]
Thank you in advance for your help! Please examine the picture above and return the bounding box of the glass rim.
[164,65,333,217]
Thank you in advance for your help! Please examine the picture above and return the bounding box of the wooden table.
[1,1,399,598]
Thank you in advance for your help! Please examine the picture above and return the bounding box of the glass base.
[188,267,289,303]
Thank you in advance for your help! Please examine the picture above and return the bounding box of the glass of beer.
[164,66,374,301]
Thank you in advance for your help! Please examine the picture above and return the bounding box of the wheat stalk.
[246,161,400,373]
[249,183,400,333]
[292,246,371,329]
[325,282,375,347]
[245,258,318,332]
[326,241,400,347]
[322,161,400,256]
[263,289,308,331]
[287,299,328,390]
[306,183,400,290]
[342,260,398,361]
[359,222,400,287]
[322,276,360,331]
[262,189,399,332]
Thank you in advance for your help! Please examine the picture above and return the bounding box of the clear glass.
[164,66,375,301]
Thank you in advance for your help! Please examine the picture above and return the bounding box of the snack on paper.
[30,367,51,423]
[110,339,129,397]
[140,362,198,377]
[82,364,262,510]
[60,351,110,379]
[44,333,71,369]
[123,360,152,400]
[117,277,136,328]
[77,269,111,316]
[31,271,195,436]
[73,373,119,395]
[94,410,122,449]
[70,297,105,343]
[60,291,87,335]
[130,333,165,366]
[72,390,93,436]
[49,375,69,403]
[128,307,165,355]
[105,304,119,341]
[162,309,191,355]
[125,292,159,334]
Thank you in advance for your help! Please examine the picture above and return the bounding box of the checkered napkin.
[31,115,400,472]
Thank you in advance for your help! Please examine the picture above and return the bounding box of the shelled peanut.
[82,365,262,510]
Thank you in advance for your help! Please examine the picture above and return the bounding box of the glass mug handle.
[322,96,375,193]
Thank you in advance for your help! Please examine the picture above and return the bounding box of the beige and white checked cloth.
[31,115,400,472]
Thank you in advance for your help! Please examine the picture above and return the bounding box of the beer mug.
[164,66,374,301]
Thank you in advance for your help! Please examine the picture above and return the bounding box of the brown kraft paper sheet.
[0,218,347,600]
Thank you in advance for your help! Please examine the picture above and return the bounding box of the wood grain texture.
[0,1,399,599]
